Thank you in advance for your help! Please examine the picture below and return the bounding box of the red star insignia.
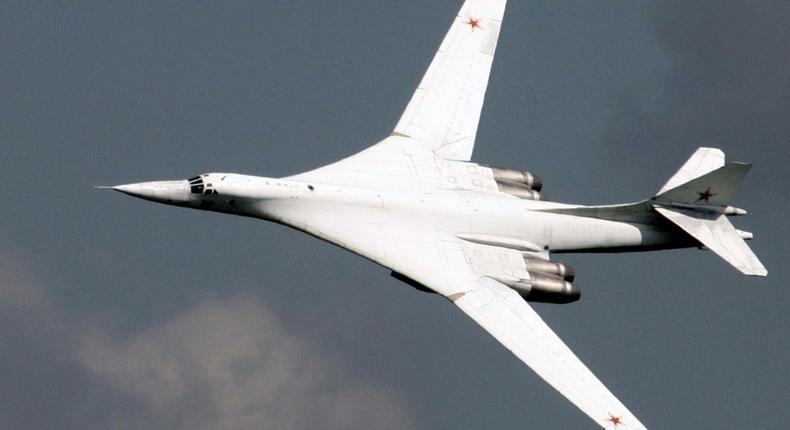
[696,187,717,203]
[607,414,623,426]
[466,17,481,30]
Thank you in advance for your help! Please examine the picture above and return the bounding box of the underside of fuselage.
[113,172,700,256]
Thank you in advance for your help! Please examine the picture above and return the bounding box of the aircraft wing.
[392,0,506,161]
[280,206,648,429]
[385,234,647,429]
[277,0,647,422]
[444,243,648,430]
[452,280,647,430]
[290,0,507,187]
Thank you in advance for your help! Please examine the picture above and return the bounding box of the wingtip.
[748,268,768,277]
[740,264,768,277]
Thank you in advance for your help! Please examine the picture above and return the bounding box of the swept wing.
[276,204,648,429]
[290,0,507,188]
[283,1,648,427]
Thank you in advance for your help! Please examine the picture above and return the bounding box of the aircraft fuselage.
[115,173,693,264]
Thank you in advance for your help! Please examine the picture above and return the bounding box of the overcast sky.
[1,1,788,429]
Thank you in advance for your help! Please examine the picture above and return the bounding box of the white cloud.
[78,295,413,430]
[0,255,413,430]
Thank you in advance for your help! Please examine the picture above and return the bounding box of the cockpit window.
[189,176,205,194]
[189,175,220,195]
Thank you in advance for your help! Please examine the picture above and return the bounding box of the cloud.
[78,295,412,430]
[0,255,111,430]
[0,256,413,430]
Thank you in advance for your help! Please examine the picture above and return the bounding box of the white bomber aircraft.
[107,1,767,428]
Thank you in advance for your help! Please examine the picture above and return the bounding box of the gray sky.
[1,1,788,429]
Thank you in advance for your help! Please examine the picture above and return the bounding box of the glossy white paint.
[110,1,765,428]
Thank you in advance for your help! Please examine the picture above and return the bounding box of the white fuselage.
[173,173,689,265]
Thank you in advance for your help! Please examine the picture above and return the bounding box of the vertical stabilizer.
[655,162,751,207]
[658,147,725,194]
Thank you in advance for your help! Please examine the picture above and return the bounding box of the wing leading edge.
[393,0,507,161]
[444,239,647,429]
[280,2,648,426]
[453,279,647,430]
[278,208,649,429]
[290,0,507,187]
[388,233,649,428]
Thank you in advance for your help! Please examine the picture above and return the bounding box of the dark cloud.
[592,0,790,195]
[0,254,413,430]
[652,0,790,151]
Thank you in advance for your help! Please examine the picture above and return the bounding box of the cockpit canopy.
[188,174,218,195]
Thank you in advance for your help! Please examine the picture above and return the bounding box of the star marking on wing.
[696,187,718,203]
[465,17,481,30]
[606,414,623,427]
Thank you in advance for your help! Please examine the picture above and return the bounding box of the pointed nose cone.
[112,183,146,195]
[113,180,191,204]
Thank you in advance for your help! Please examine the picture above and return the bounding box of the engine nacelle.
[490,167,543,191]
[496,182,545,200]
[495,273,581,304]
[523,257,575,282]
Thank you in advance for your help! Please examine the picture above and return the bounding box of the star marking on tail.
[606,414,623,427]
[465,17,481,30]
[696,187,717,202]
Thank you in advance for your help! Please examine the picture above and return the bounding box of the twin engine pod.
[490,167,543,191]
[497,273,581,304]
[496,182,544,201]
[523,257,575,282]
[489,167,545,200]
[492,259,579,304]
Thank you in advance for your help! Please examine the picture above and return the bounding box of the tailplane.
[653,148,767,276]
[653,206,767,276]
[537,147,767,276]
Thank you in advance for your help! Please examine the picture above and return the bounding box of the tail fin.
[655,162,751,208]
[654,148,767,276]
[657,147,725,194]
[534,147,767,276]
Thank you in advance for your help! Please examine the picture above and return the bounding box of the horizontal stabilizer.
[654,206,767,276]
[655,163,751,207]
